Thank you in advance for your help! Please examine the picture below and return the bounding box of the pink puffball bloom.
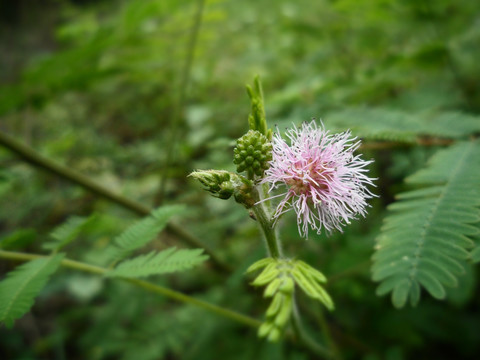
[261,120,375,237]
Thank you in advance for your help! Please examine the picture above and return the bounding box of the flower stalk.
[251,192,282,259]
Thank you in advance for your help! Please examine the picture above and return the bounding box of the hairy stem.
[251,186,282,259]
[252,203,282,258]
[0,130,230,273]
[0,250,258,328]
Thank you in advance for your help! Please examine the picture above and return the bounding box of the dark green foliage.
[0,229,37,250]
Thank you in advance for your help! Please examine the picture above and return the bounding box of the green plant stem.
[0,250,259,328]
[291,300,333,359]
[251,186,282,259]
[251,203,282,259]
[0,130,230,273]
[317,308,341,360]
[299,298,373,356]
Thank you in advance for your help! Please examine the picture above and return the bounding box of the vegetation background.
[1,0,480,359]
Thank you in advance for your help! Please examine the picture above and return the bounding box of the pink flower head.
[261,120,375,237]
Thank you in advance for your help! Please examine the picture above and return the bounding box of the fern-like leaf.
[372,141,480,308]
[105,247,208,278]
[105,205,185,263]
[43,215,95,252]
[0,254,64,327]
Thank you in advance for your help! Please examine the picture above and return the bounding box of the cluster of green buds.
[189,170,256,208]
[189,77,274,204]
[234,130,272,179]
[247,257,334,342]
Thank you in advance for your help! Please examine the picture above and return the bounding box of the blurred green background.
[1,0,480,359]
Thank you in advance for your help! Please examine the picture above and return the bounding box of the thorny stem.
[0,130,231,273]
[0,250,259,328]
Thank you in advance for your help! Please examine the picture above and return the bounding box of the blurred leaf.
[43,214,96,252]
[66,274,104,302]
[470,245,480,264]
[104,205,185,263]
[105,247,208,279]
[446,262,475,307]
[0,229,37,250]
[0,254,64,328]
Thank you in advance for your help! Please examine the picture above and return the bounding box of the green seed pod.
[233,130,272,178]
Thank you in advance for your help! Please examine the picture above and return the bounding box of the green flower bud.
[189,170,235,199]
[233,130,272,178]
[189,170,255,208]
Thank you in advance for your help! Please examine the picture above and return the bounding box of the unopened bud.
[189,170,255,208]
[233,130,272,178]
[189,170,234,199]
